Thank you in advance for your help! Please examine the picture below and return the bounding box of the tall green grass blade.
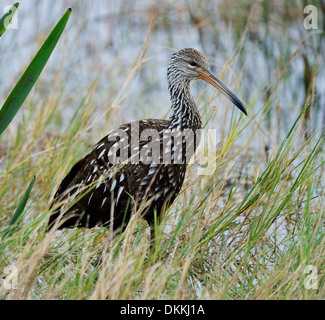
[1,175,35,247]
[0,8,71,135]
[9,175,36,226]
[0,2,18,37]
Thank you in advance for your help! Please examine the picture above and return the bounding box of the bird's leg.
[93,251,103,269]
[93,243,107,270]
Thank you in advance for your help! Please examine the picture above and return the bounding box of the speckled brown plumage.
[47,48,247,246]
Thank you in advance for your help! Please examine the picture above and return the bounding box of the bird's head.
[167,48,247,116]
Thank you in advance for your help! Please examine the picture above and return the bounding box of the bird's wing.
[50,122,131,209]
[51,156,87,204]
[48,120,171,229]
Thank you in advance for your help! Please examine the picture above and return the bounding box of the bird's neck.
[168,82,202,130]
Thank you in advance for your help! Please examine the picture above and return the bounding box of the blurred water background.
[0,0,324,145]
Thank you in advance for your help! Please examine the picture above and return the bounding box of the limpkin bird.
[47,48,247,247]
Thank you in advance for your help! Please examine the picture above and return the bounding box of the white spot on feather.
[140,180,148,186]
[98,149,105,159]
[116,186,124,205]
[110,179,117,192]
[100,197,107,208]
[150,161,157,168]
[87,192,94,205]
[148,167,156,175]
[164,187,170,195]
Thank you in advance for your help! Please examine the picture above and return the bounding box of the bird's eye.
[189,61,197,67]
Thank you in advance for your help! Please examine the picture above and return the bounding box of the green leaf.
[9,175,36,226]
[0,2,19,37]
[0,175,36,245]
[0,8,72,135]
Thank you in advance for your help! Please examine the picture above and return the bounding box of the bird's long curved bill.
[198,70,247,116]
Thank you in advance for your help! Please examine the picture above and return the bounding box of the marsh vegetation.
[0,0,324,299]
